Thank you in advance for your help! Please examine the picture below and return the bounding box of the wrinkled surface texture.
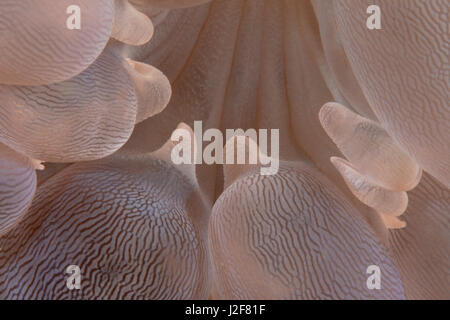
[0,0,448,300]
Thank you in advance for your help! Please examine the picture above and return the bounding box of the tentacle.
[331,157,409,218]
[125,59,172,123]
[112,0,154,46]
[380,214,406,230]
[319,102,422,192]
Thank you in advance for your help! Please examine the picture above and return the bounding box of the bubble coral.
[0,0,448,300]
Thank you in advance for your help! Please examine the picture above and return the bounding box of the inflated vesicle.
[112,0,154,46]
[0,142,211,299]
[0,0,114,86]
[319,102,422,191]
[210,162,405,299]
[125,59,172,124]
[334,0,450,188]
[0,48,137,163]
[0,143,37,237]
[331,157,408,218]
[380,214,406,230]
